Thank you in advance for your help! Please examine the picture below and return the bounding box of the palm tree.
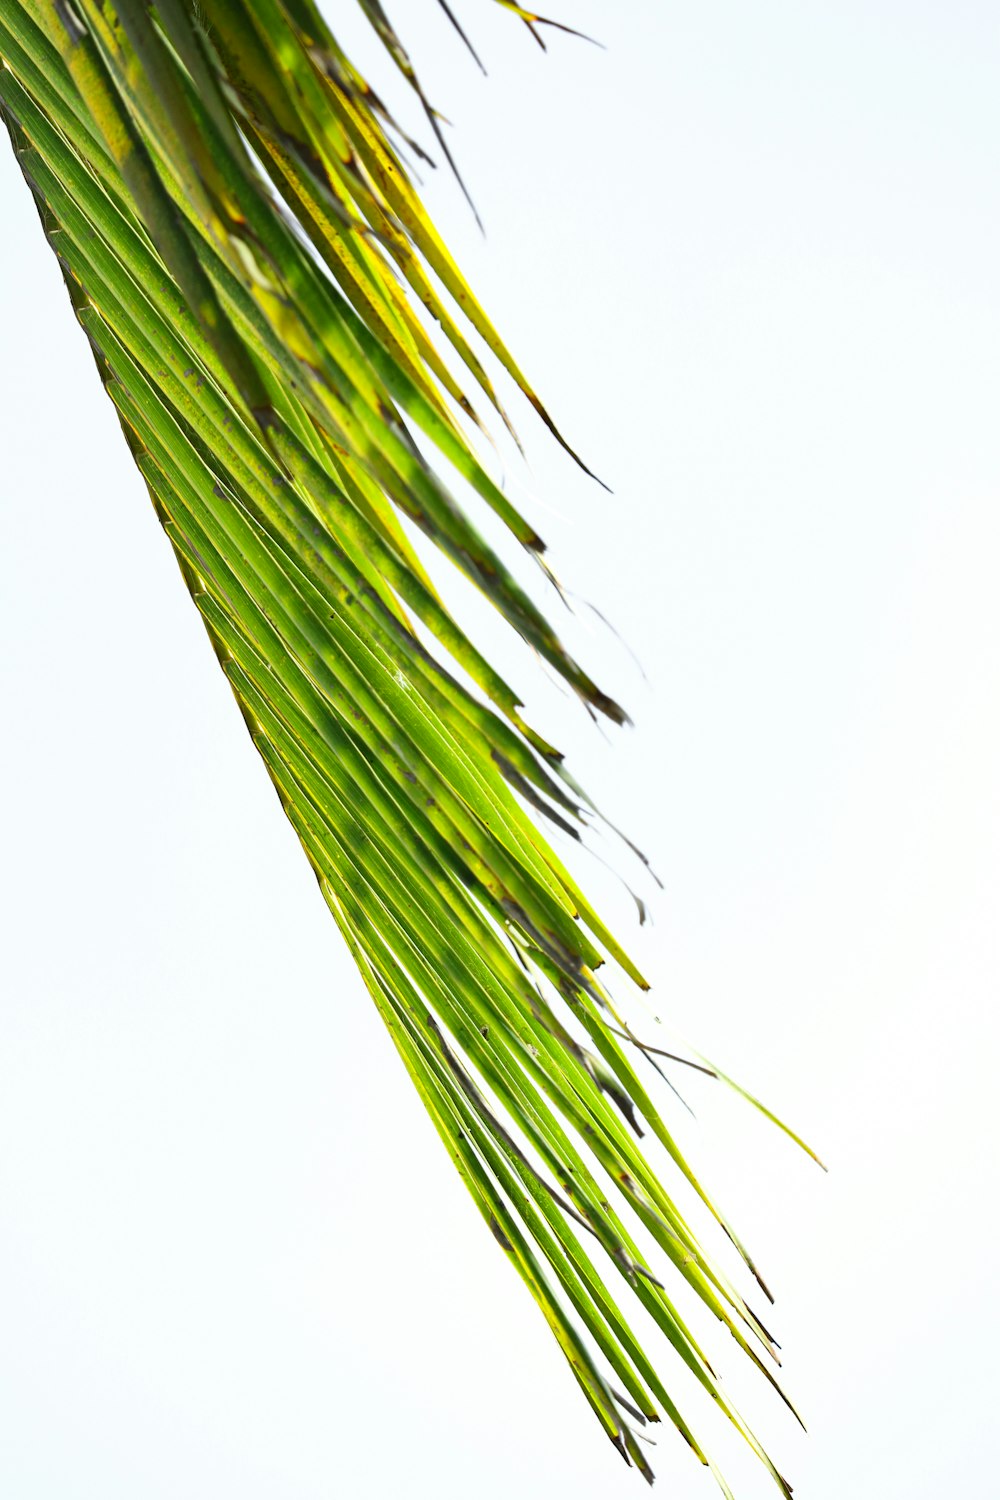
[0,4,820,1491]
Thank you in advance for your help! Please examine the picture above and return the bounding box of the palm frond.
[0,4,815,1490]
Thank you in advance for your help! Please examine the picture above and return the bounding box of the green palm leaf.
[0,4,817,1490]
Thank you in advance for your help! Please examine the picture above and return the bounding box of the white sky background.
[2,2,999,1496]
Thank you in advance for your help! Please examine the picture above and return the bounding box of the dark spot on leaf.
[489,1215,513,1251]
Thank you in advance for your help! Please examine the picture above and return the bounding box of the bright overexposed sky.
[2,3,998,1497]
